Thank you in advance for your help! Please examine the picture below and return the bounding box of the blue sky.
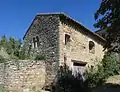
[0,0,101,40]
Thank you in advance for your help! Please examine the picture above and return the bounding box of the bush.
[0,86,4,92]
[34,54,45,60]
[85,52,120,88]
[53,65,88,92]
[101,52,120,76]
[85,64,105,88]
[0,55,6,63]
[18,46,30,60]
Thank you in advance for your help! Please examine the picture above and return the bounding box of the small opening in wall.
[73,62,86,66]
[33,37,36,48]
[44,88,51,91]
[43,86,51,91]
[64,55,67,66]
[74,62,81,66]
[72,60,87,66]
[64,56,67,62]
[65,34,70,45]
[89,41,95,54]
[36,36,39,47]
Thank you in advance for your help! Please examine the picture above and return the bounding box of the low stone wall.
[0,60,46,92]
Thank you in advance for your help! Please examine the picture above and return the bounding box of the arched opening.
[33,37,36,48]
[36,36,39,47]
[89,41,95,54]
[65,34,70,45]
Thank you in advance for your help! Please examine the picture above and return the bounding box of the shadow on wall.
[51,65,90,92]
[93,83,120,92]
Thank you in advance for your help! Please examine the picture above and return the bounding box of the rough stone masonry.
[0,60,47,92]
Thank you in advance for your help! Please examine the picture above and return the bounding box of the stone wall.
[59,21,105,67]
[0,60,47,92]
[24,15,60,62]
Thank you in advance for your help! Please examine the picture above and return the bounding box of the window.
[65,34,70,45]
[89,41,95,54]
[33,37,36,48]
[36,36,39,47]
[32,36,39,48]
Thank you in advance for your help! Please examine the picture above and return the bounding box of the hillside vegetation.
[0,35,28,61]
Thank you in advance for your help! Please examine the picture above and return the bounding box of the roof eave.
[23,12,106,43]
[59,13,106,43]
[23,15,37,40]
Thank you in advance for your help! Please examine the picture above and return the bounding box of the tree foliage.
[0,55,6,63]
[94,0,120,52]
[18,45,29,60]
[0,35,8,49]
[0,35,29,60]
[34,54,46,60]
[0,86,4,92]
[85,52,120,88]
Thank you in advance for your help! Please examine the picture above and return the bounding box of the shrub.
[101,52,120,76]
[85,64,105,88]
[53,65,88,92]
[18,46,30,60]
[34,54,45,60]
[0,55,6,63]
[85,52,120,88]
[0,86,4,92]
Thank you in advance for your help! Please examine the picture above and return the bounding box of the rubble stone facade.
[0,60,46,92]
[24,15,60,62]
[59,21,105,68]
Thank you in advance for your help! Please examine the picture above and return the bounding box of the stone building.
[23,12,106,88]
[24,12,105,66]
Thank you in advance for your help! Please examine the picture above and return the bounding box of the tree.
[94,0,120,52]
[0,35,28,60]
[18,45,30,60]
[0,35,8,49]
[6,37,22,58]
[13,39,22,57]
[6,37,15,55]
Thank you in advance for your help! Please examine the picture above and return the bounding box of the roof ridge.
[36,12,66,16]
